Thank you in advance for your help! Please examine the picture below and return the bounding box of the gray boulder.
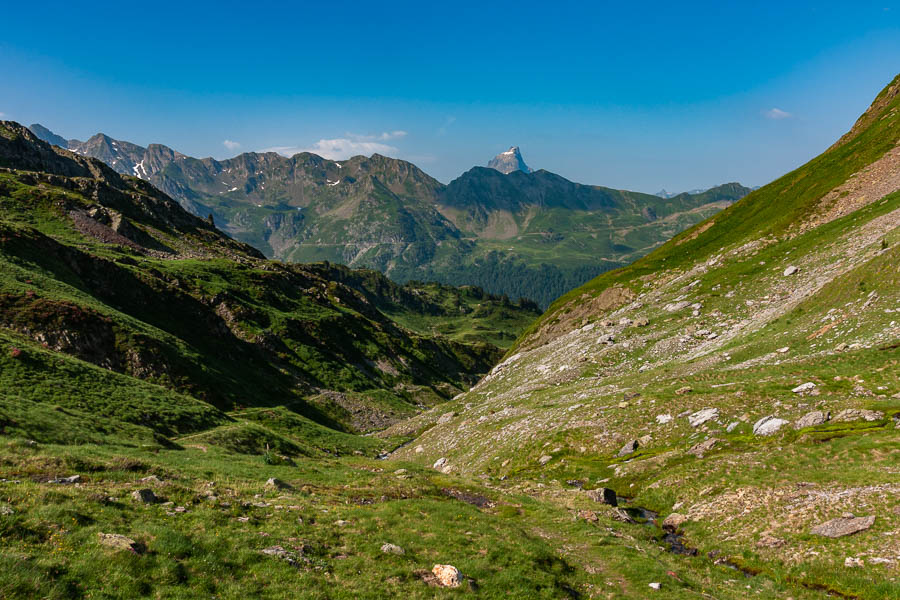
[753,416,789,436]
[811,515,875,538]
[794,411,829,430]
[617,440,639,457]
[585,487,618,506]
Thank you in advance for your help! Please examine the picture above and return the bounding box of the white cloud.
[764,108,792,120]
[223,139,242,151]
[437,116,456,136]
[266,131,406,160]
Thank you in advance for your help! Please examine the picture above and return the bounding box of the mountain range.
[28,126,751,306]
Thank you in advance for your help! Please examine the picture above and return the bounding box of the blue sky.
[2,1,899,191]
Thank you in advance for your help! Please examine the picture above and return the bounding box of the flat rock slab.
[811,515,875,538]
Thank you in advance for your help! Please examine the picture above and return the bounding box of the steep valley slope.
[389,74,900,599]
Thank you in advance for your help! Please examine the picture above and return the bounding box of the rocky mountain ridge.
[28,123,751,306]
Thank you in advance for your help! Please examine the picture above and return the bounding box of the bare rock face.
[487,146,531,174]
[431,564,462,587]
[811,515,875,538]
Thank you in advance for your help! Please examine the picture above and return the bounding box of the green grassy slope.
[0,122,518,438]
[391,74,900,599]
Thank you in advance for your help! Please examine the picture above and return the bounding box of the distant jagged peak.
[28,123,70,149]
[488,146,531,174]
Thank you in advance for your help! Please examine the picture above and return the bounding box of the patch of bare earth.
[801,142,900,232]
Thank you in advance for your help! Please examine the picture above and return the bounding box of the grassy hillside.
[391,75,900,599]
[0,122,525,438]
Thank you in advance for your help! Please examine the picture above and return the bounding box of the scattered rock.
[381,543,404,555]
[756,534,785,548]
[753,416,789,436]
[335,520,349,527]
[97,533,142,553]
[649,582,661,590]
[688,438,718,457]
[783,265,799,276]
[634,317,650,327]
[433,457,448,470]
[811,515,875,538]
[577,509,598,522]
[431,564,462,587]
[617,440,639,457]
[664,301,690,313]
[618,317,633,326]
[261,545,305,568]
[794,410,829,429]
[688,408,719,427]
[539,454,552,465]
[414,445,424,454]
[835,342,848,352]
[777,346,790,353]
[623,391,641,401]
[437,412,456,425]
[656,414,673,424]
[832,408,884,422]
[138,475,161,484]
[726,421,739,432]
[265,477,290,490]
[50,475,81,484]
[675,386,692,396]
[792,382,817,394]
[393,469,407,476]
[585,487,617,506]
[662,513,687,531]
[131,489,159,504]
[844,557,864,568]
[0,505,14,516]
[638,434,652,446]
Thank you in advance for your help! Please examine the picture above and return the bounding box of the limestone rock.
[792,382,816,394]
[675,386,692,396]
[794,411,829,429]
[753,416,789,436]
[539,454,552,465]
[783,265,799,276]
[662,513,687,531]
[265,477,290,490]
[688,408,719,427]
[832,409,884,423]
[617,440,639,457]
[656,414,673,424]
[585,487,617,506]
[131,488,159,504]
[688,438,718,457]
[433,457,447,470]
[432,564,462,587]
[811,515,875,538]
[381,543,404,555]
[437,412,456,425]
